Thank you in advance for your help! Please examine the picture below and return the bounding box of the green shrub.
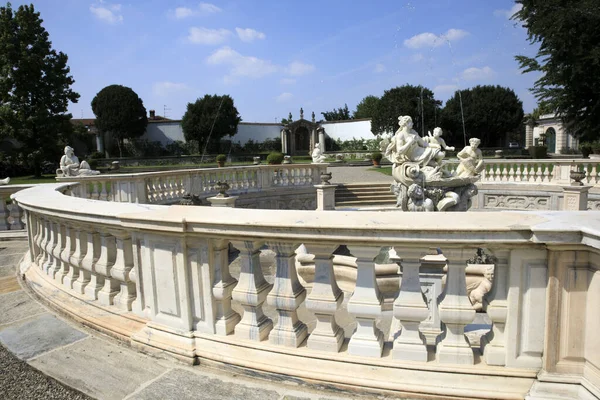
[528,146,548,159]
[216,154,227,162]
[592,141,600,155]
[371,151,383,162]
[88,151,104,160]
[580,142,593,157]
[266,152,284,164]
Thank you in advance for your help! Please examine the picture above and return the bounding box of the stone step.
[336,186,391,194]
[338,183,391,189]
[336,194,396,202]
[336,199,396,206]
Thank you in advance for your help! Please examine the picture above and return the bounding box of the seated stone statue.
[455,138,484,178]
[0,177,10,185]
[425,127,455,166]
[311,144,326,163]
[58,146,100,177]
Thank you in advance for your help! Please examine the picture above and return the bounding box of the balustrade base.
[131,324,197,364]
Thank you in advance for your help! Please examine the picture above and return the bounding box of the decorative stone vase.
[215,181,230,198]
[570,170,586,186]
[217,161,225,168]
[320,172,332,185]
[283,155,292,164]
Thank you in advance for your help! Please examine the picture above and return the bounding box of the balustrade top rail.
[12,183,600,248]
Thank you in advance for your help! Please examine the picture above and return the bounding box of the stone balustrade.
[11,182,600,399]
[57,164,328,204]
[0,184,35,231]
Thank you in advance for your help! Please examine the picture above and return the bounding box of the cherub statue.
[406,183,434,212]
[425,127,455,165]
[311,144,326,163]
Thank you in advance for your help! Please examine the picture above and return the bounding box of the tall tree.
[514,0,600,141]
[91,84,148,157]
[181,94,241,153]
[0,3,80,176]
[441,85,524,147]
[371,85,440,135]
[321,104,351,121]
[353,95,380,119]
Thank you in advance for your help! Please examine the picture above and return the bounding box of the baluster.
[543,164,552,183]
[391,249,429,361]
[535,165,543,182]
[51,222,65,282]
[494,165,502,182]
[97,232,118,306]
[346,245,384,357]
[507,164,515,182]
[514,164,522,182]
[303,243,344,352]
[31,215,42,262]
[43,219,57,275]
[484,164,493,182]
[59,224,75,285]
[437,255,476,364]
[8,202,25,230]
[91,181,100,200]
[231,240,273,341]
[211,239,240,335]
[110,231,136,311]
[522,164,529,182]
[592,164,599,185]
[0,198,10,231]
[36,218,48,267]
[481,250,509,366]
[100,181,108,201]
[71,227,90,293]
[526,165,534,183]
[266,242,307,347]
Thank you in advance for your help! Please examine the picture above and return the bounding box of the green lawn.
[369,166,393,176]
[8,175,57,185]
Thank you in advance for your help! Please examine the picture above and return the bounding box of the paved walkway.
[0,235,396,400]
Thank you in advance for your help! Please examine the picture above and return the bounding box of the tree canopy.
[514,0,600,141]
[0,3,80,175]
[441,85,524,147]
[371,85,440,136]
[91,84,148,157]
[321,104,351,121]
[181,94,241,153]
[353,95,380,119]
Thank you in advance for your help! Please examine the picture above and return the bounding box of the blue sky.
[18,0,538,122]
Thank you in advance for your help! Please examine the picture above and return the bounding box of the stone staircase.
[335,183,396,207]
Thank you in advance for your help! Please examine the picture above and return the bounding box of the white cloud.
[206,46,279,80]
[188,27,232,45]
[276,92,293,103]
[172,3,222,19]
[434,84,459,94]
[461,66,495,81]
[199,2,222,14]
[494,4,522,19]
[90,3,123,24]
[236,28,266,42]
[374,63,386,73]
[410,53,425,63]
[404,28,468,49]
[152,82,189,97]
[280,78,296,85]
[175,7,194,19]
[285,61,316,76]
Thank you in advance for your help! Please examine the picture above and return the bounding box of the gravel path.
[328,165,392,184]
[0,341,91,400]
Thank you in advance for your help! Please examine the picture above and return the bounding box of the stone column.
[231,240,273,341]
[525,120,534,149]
[266,242,307,347]
[318,127,325,153]
[391,249,429,362]
[346,245,384,357]
[8,203,24,230]
[96,132,104,154]
[437,256,476,364]
[314,184,336,210]
[562,185,590,211]
[304,243,344,352]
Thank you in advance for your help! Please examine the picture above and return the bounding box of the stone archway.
[294,126,310,154]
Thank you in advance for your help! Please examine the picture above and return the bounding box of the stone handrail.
[56,164,328,204]
[442,158,600,186]
[0,184,39,230]
[11,183,600,399]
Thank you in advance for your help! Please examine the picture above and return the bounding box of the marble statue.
[0,177,10,185]
[455,138,484,178]
[57,146,100,177]
[311,144,326,163]
[382,115,482,212]
[425,127,455,166]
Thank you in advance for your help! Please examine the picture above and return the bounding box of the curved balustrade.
[57,164,327,204]
[11,183,600,399]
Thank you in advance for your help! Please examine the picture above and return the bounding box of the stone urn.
[215,181,230,197]
[253,156,261,165]
[570,170,586,186]
[320,172,332,185]
[283,155,292,164]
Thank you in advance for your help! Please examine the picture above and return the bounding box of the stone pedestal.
[314,184,336,211]
[562,185,590,211]
[418,253,446,346]
[207,196,238,208]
